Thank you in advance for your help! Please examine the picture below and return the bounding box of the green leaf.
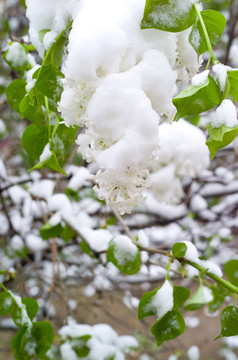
[72,335,91,358]
[173,286,190,309]
[12,297,39,327]
[224,259,238,286]
[80,241,95,258]
[62,225,75,243]
[22,124,48,160]
[216,306,238,339]
[184,114,201,126]
[47,34,68,68]
[107,239,141,275]
[19,92,44,125]
[65,188,79,201]
[141,0,196,32]
[6,79,26,112]
[151,309,185,346]
[0,291,14,315]
[189,10,226,56]
[227,70,238,101]
[35,64,64,103]
[40,221,63,240]
[209,284,231,313]
[51,124,79,156]
[138,287,160,320]
[11,326,28,360]
[48,152,68,175]
[184,285,211,311]
[22,298,39,321]
[21,321,54,358]
[39,29,50,43]
[172,243,187,258]
[206,123,238,159]
[173,75,221,121]
[3,43,31,71]
[44,23,72,68]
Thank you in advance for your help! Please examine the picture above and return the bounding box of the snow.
[0,118,6,133]
[59,322,137,360]
[137,230,149,248]
[112,235,138,266]
[39,143,52,163]
[84,285,96,297]
[79,228,112,252]
[67,299,77,311]
[60,342,78,360]
[8,291,32,327]
[26,0,81,57]
[185,316,200,328]
[143,280,174,319]
[29,179,55,200]
[7,185,29,204]
[55,0,199,212]
[59,323,94,340]
[0,158,7,179]
[49,212,61,226]
[0,213,9,235]
[181,241,199,263]
[67,166,90,190]
[187,345,200,360]
[180,241,222,277]
[93,324,118,345]
[211,99,238,128]
[5,43,28,68]
[202,286,213,302]
[144,194,187,220]
[192,70,209,87]
[48,194,72,213]
[10,235,24,251]
[202,260,223,278]
[25,233,48,252]
[213,63,231,92]
[189,194,207,213]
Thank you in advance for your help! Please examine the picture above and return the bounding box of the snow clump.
[26,0,200,214]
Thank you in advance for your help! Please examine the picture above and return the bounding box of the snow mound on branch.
[149,119,210,204]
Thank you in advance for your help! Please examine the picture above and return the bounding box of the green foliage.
[0,291,14,315]
[40,222,63,240]
[19,91,45,125]
[189,10,226,56]
[138,287,161,320]
[206,123,238,159]
[171,242,187,258]
[34,64,64,103]
[141,0,196,32]
[80,241,95,258]
[172,75,221,121]
[173,285,190,309]
[224,260,238,286]
[0,288,54,359]
[209,284,231,313]
[227,70,238,102]
[3,43,31,72]
[71,335,91,357]
[107,239,141,275]
[22,124,48,160]
[216,306,238,338]
[12,321,54,359]
[184,284,210,311]
[62,225,76,242]
[6,79,27,112]
[151,310,185,346]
